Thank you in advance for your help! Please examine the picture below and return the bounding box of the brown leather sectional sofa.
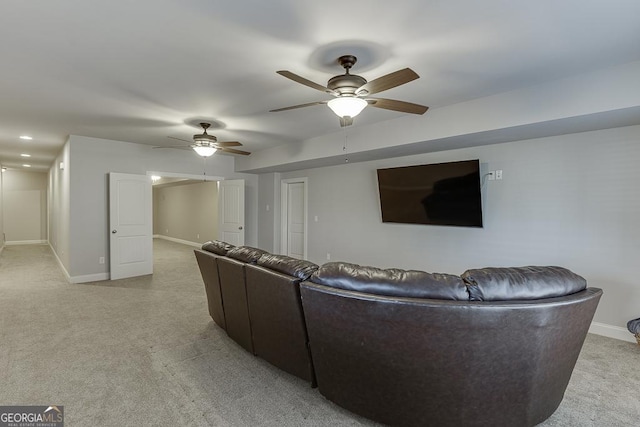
[195,241,602,427]
[194,241,318,384]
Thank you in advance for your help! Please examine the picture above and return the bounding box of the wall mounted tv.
[376,159,483,227]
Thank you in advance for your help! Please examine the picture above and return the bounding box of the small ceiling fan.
[270,55,429,126]
[157,123,251,157]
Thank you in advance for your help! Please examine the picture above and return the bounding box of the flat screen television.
[376,159,483,227]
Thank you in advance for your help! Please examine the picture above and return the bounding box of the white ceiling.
[1,0,640,171]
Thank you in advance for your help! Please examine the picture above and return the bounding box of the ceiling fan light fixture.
[193,135,216,143]
[192,145,217,157]
[327,97,368,118]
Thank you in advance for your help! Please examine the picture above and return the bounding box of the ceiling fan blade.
[220,147,251,156]
[215,141,242,147]
[277,71,336,94]
[270,101,327,112]
[168,136,193,143]
[356,68,419,96]
[368,98,429,115]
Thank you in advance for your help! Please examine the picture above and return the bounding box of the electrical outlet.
[326,253,331,260]
[495,170,503,180]
[197,234,200,239]
[487,171,495,181]
[99,257,105,264]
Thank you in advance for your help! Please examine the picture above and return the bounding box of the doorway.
[109,171,239,280]
[148,171,228,243]
[280,178,307,260]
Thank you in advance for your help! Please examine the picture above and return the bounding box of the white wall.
[153,181,218,244]
[1,170,48,243]
[49,142,71,271]
[49,135,258,282]
[257,172,281,252]
[266,125,640,333]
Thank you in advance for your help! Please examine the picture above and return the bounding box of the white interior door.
[109,173,153,280]
[218,179,245,246]
[281,178,307,259]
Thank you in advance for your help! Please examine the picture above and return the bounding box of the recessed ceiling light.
[21,153,31,157]
[1,168,6,172]
[20,135,33,140]
[23,164,31,168]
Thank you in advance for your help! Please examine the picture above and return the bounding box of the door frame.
[146,171,225,182]
[147,170,225,243]
[280,177,308,259]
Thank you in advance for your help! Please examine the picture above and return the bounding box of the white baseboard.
[6,240,47,246]
[48,243,109,283]
[154,234,201,248]
[49,243,71,283]
[589,321,636,343]
[70,273,110,284]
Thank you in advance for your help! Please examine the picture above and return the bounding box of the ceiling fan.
[270,55,429,126]
[158,123,250,157]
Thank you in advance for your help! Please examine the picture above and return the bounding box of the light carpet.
[0,240,638,426]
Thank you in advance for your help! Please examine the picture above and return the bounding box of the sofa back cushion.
[201,240,235,256]
[461,266,587,301]
[310,262,468,300]
[257,254,318,281]
[226,246,269,264]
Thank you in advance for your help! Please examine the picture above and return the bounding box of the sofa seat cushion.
[226,246,269,264]
[461,266,587,301]
[257,254,318,281]
[309,262,468,300]
[201,240,235,256]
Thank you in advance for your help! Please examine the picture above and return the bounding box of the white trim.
[49,242,71,282]
[280,177,308,259]
[147,171,225,182]
[70,273,110,284]
[49,242,111,284]
[6,240,47,246]
[589,321,636,343]
[154,234,201,248]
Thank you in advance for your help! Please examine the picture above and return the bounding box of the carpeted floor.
[0,240,638,426]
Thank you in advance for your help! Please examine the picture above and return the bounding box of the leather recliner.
[245,254,319,384]
[193,240,236,330]
[217,245,269,354]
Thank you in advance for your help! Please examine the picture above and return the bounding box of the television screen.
[376,159,483,227]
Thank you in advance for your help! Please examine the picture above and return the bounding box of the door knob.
[238,226,243,230]
[112,230,117,234]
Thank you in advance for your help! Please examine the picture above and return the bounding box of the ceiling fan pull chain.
[343,127,349,163]
[203,157,207,180]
